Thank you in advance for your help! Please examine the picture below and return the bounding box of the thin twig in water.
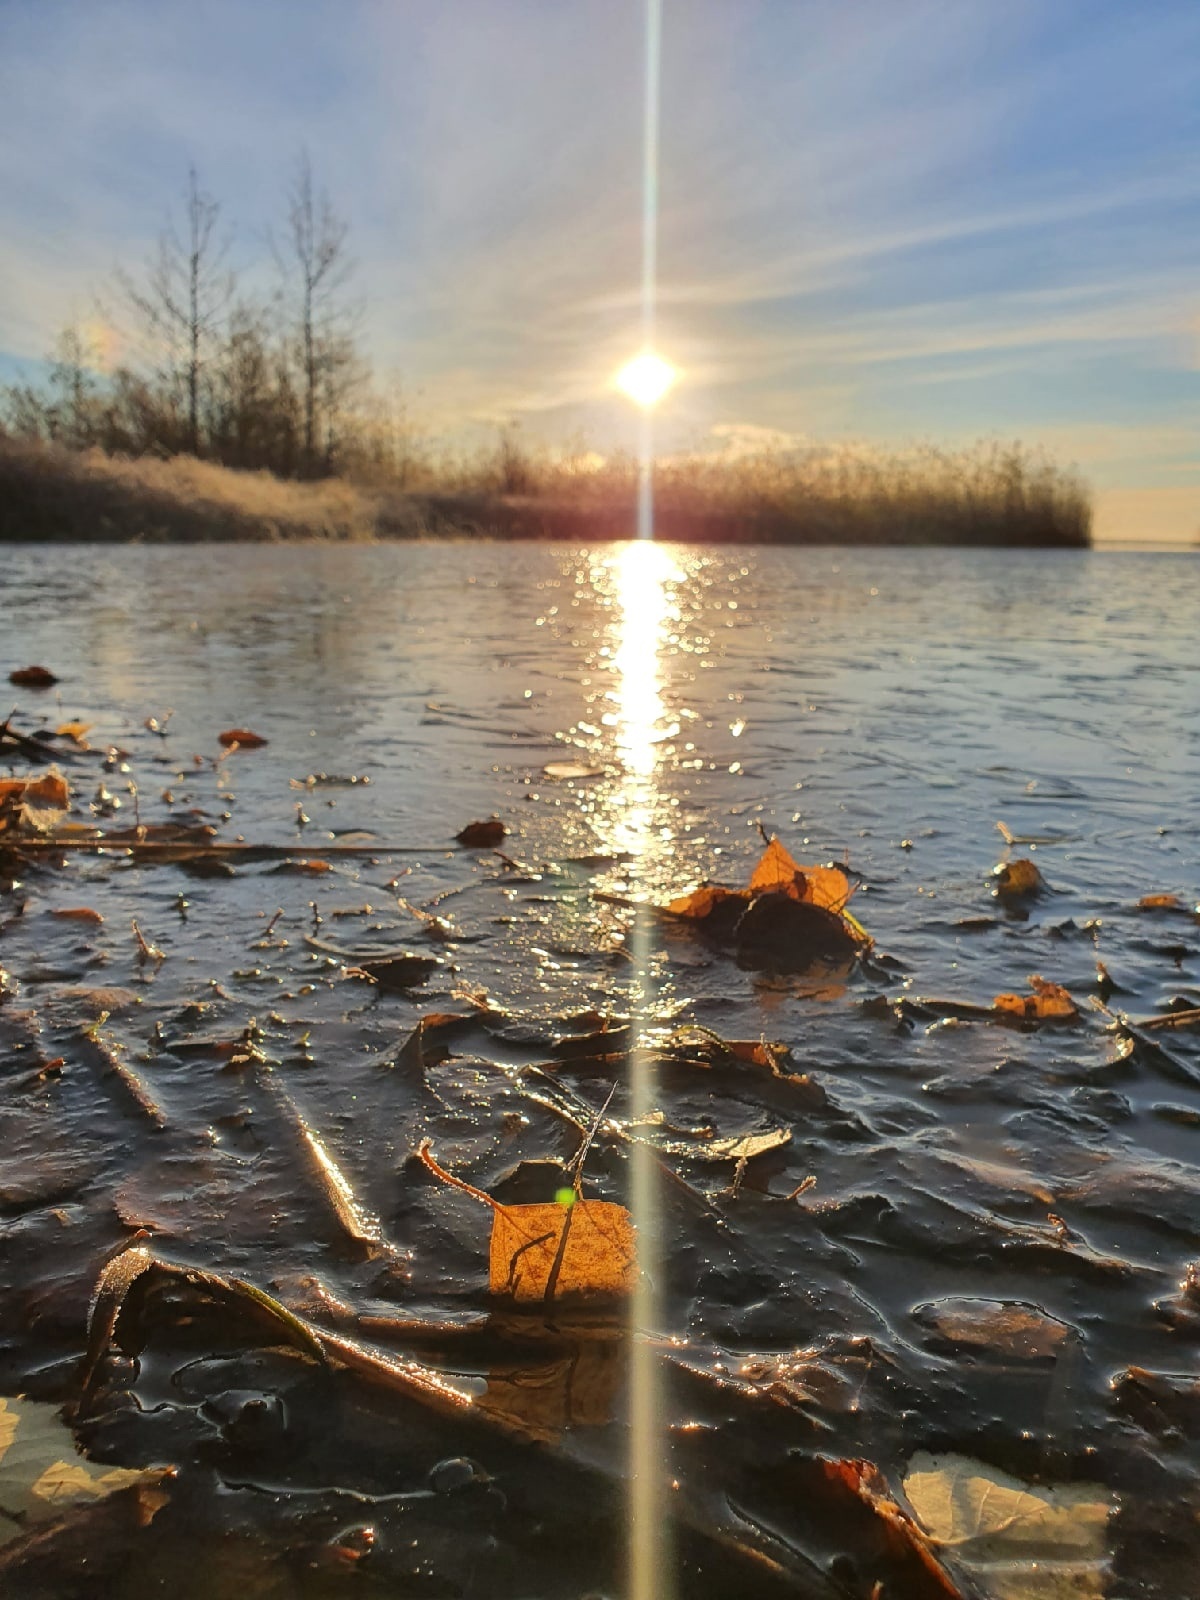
[568,1083,619,1192]
[131,918,165,965]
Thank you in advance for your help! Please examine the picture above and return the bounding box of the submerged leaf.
[0,1394,164,1548]
[217,728,267,749]
[904,1451,1116,1598]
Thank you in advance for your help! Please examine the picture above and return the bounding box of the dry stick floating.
[77,1016,168,1129]
[262,1072,388,1257]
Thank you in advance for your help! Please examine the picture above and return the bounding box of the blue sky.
[1,0,1198,539]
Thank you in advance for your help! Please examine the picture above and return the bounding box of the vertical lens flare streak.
[637,0,662,548]
[614,525,675,1600]
[626,2,671,1593]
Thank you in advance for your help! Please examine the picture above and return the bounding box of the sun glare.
[616,350,677,409]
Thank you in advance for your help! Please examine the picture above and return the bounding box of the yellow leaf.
[56,721,91,743]
[490,1199,636,1302]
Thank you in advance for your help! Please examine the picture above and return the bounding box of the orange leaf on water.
[665,884,747,920]
[748,836,852,911]
[217,728,268,749]
[419,1142,636,1303]
[993,975,1077,1023]
[489,1199,636,1302]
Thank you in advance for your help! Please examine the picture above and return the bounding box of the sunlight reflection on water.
[602,539,680,1600]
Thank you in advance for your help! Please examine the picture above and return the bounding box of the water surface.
[2,542,1198,1597]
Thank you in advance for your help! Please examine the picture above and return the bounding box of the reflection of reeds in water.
[0,432,1090,545]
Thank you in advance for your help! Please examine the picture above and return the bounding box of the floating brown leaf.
[347,954,440,991]
[662,836,869,973]
[217,728,268,749]
[49,907,104,925]
[993,974,1078,1023]
[8,666,58,688]
[489,1200,636,1302]
[994,857,1045,899]
[456,817,508,848]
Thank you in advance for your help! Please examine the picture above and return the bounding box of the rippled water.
[2,542,1199,1597]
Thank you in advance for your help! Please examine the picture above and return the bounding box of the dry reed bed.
[0,434,1090,545]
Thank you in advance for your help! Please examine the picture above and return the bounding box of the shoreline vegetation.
[0,433,1092,546]
[1,162,1091,547]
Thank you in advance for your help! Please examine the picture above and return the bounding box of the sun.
[615,350,677,408]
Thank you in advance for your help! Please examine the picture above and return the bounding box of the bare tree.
[119,166,232,454]
[279,152,357,475]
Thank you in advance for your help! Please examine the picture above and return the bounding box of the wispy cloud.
[2,0,1199,535]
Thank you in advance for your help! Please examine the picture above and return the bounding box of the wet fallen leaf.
[903,1450,1117,1599]
[390,1013,469,1073]
[269,857,333,875]
[747,836,853,911]
[994,858,1046,899]
[8,666,58,688]
[993,974,1078,1023]
[489,1199,636,1301]
[913,1298,1073,1360]
[693,1128,792,1163]
[420,1143,637,1302]
[662,836,870,974]
[217,728,267,749]
[49,907,104,925]
[54,720,90,743]
[346,954,440,991]
[822,1458,965,1598]
[456,817,508,848]
[0,767,71,835]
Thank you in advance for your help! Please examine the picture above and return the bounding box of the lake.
[1,541,1198,1597]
